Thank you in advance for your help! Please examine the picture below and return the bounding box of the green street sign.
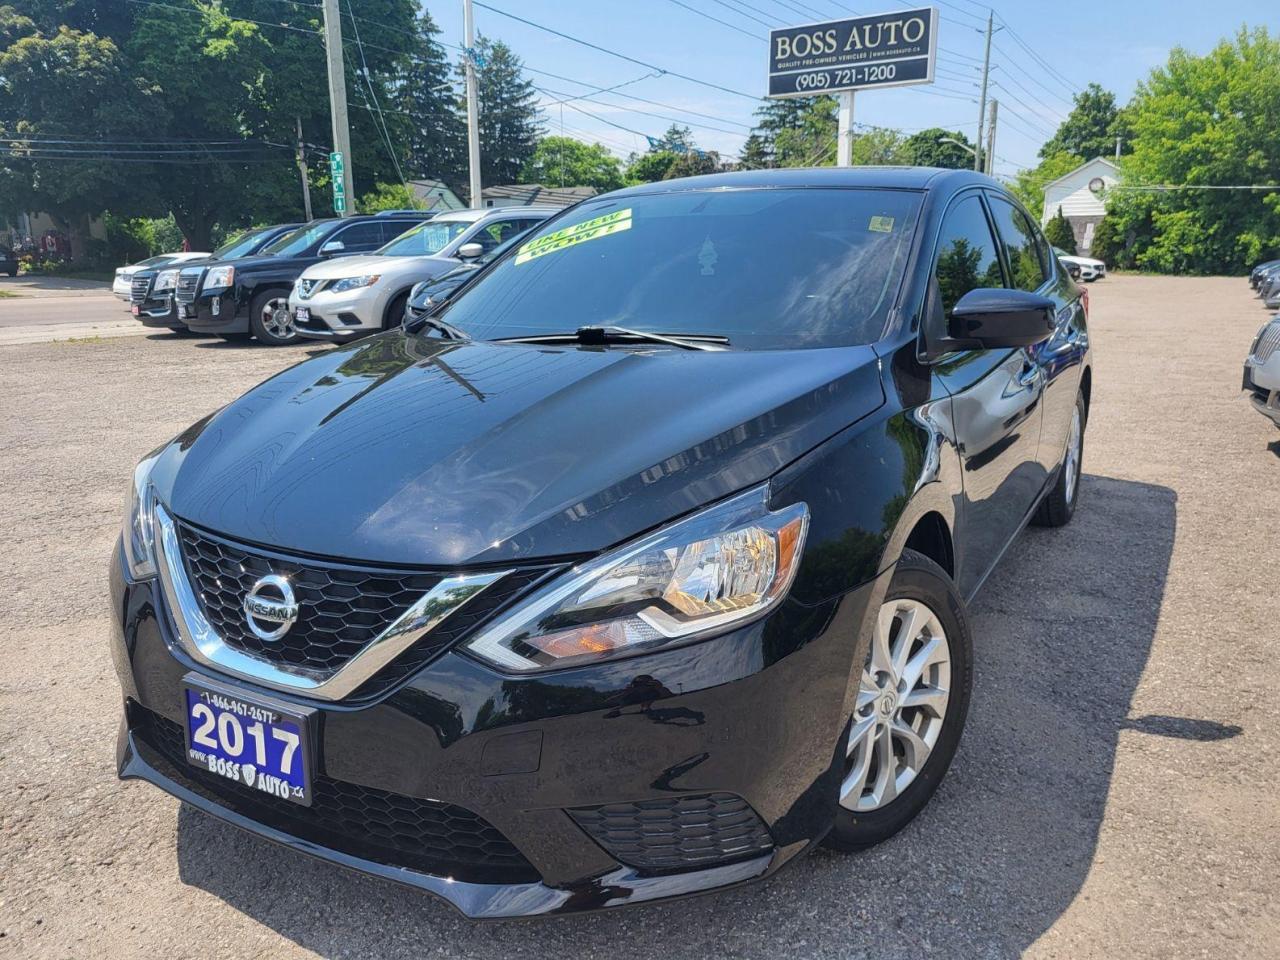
[329,151,344,173]
[332,179,345,196]
[333,193,346,214]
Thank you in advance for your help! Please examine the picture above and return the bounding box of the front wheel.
[825,549,972,851]
[249,290,298,346]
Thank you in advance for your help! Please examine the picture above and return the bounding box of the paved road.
[1,277,1277,959]
[0,276,145,345]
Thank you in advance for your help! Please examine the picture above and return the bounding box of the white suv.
[290,207,556,341]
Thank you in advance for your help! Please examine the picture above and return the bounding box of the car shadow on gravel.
[174,473,1180,959]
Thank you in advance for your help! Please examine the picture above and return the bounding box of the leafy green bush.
[359,183,422,213]
[1044,207,1077,254]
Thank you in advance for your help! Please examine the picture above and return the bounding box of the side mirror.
[456,242,484,260]
[319,240,345,256]
[949,288,1056,348]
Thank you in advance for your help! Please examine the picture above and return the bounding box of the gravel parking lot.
[1,276,1277,959]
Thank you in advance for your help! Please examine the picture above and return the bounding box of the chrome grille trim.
[1253,321,1280,363]
[130,275,151,302]
[175,269,202,303]
[153,502,510,701]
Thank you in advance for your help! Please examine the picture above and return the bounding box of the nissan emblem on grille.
[243,574,299,642]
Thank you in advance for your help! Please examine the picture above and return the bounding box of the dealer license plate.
[130,304,140,316]
[294,306,310,323]
[183,676,313,806]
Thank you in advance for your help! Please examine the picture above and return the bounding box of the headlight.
[122,452,162,580]
[204,265,234,288]
[154,269,179,292]
[329,274,381,293]
[463,485,808,673]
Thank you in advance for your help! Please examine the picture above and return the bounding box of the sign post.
[767,7,939,167]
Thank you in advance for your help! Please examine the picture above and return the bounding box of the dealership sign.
[767,7,938,99]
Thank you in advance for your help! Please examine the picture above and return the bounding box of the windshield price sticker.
[515,208,632,265]
[869,215,895,233]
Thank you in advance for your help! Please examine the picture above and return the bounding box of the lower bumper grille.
[568,793,773,873]
[130,704,539,884]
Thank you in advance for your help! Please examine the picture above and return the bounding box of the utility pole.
[984,99,998,175]
[320,0,356,215]
[463,0,483,208]
[295,117,313,221]
[1115,135,1122,159]
[836,91,855,167]
[975,10,994,173]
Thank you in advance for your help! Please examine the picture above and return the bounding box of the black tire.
[1032,391,1087,527]
[825,549,973,852]
[248,289,298,346]
[383,291,409,331]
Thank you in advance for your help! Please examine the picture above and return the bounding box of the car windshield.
[261,221,336,257]
[213,228,269,260]
[132,256,171,268]
[438,188,922,350]
[377,219,473,257]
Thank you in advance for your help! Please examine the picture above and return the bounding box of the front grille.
[568,793,773,873]
[1253,321,1280,363]
[130,705,539,883]
[175,270,201,303]
[130,275,151,302]
[175,521,553,695]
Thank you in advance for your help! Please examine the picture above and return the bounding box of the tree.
[1105,27,1280,273]
[737,132,771,170]
[359,182,420,212]
[847,127,910,166]
[651,124,695,154]
[392,9,465,188]
[627,149,680,183]
[663,149,719,179]
[0,18,148,258]
[520,137,624,190]
[902,128,976,169]
[468,36,542,191]
[1040,82,1131,160]
[1044,206,1077,253]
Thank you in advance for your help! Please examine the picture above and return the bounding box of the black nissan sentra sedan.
[112,168,1091,918]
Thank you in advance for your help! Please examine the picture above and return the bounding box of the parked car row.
[1243,257,1280,428]
[120,208,555,347]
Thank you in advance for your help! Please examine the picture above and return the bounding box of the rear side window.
[334,222,385,250]
[933,195,1004,318]
[987,196,1048,292]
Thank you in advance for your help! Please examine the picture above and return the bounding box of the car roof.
[606,166,993,199]
[432,206,560,224]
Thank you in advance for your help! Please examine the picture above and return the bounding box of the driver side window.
[933,195,1004,321]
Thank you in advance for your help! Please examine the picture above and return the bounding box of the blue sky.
[426,0,1275,176]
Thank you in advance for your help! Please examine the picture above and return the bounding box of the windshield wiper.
[494,325,729,351]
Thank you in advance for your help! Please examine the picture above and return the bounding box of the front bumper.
[289,288,383,341]
[1244,360,1280,427]
[185,290,247,334]
[110,542,879,917]
[130,294,180,326]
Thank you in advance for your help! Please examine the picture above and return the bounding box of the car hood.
[1060,254,1104,267]
[157,333,885,566]
[301,254,458,281]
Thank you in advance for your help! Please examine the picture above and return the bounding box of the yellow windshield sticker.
[869,215,895,233]
[515,208,632,265]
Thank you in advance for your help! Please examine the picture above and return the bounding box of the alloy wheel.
[1064,406,1083,503]
[840,598,951,813]
[260,297,294,340]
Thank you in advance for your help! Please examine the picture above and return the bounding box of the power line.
[665,0,761,40]
[472,1,761,102]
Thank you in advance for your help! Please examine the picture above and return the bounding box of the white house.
[1040,156,1120,255]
